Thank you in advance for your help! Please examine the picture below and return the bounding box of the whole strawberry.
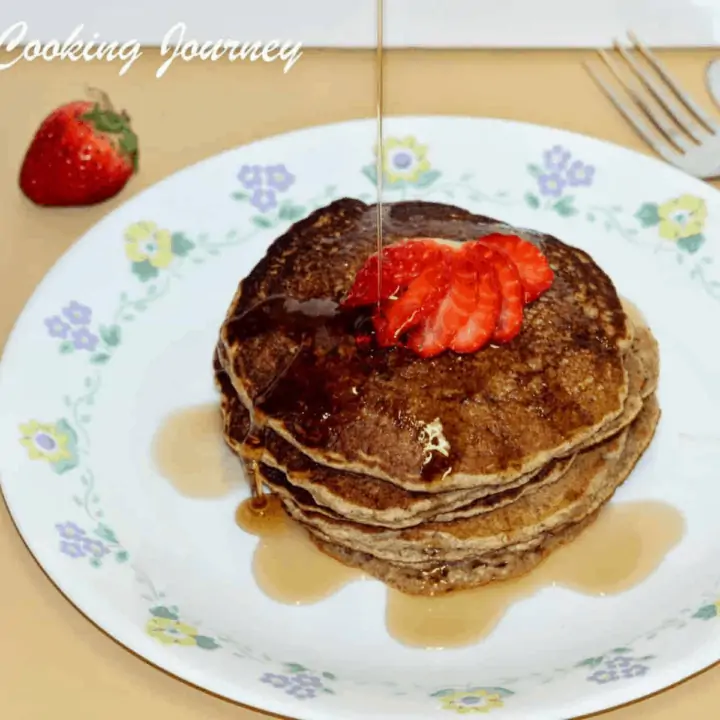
[19,89,139,206]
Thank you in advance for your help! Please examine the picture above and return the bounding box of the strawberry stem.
[85,86,114,112]
[80,88,139,173]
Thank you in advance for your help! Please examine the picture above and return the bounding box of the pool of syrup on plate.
[153,403,685,649]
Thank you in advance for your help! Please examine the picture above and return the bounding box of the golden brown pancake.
[216,361,577,528]
[300,395,660,594]
[217,199,633,492]
[213,200,661,596]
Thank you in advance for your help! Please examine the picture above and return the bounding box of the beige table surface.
[1,47,719,720]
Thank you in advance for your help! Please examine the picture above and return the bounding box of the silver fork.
[585,31,720,179]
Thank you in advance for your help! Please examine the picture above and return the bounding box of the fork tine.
[613,41,702,146]
[628,30,718,133]
[596,50,688,153]
[585,61,681,164]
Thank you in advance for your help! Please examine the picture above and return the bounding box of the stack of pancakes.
[214,200,660,596]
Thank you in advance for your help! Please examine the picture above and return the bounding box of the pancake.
[622,300,660,398]
[216,357,578,528]
[217,199,633,492]
[258,454,575,529]
[277,429,628,563]
[276,395,659,566]
[570,321,648,453]
[313,508,603,595]
[215,315,654,528]
[305,394,660,594]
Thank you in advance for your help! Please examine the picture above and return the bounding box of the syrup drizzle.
[375,0,385,305]
[237,495,365,603]
[236,495,684,647]
[386,501,684,648]
[152,404,241,497]
[220,294,464,484]
[154,407,685,648]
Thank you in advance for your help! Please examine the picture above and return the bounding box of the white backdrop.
[1,0,720,47]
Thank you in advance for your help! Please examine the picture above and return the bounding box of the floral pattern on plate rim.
[11,139,720,710]
[432,686,513,715]
[260,663,337,700]
[524,144,595,216]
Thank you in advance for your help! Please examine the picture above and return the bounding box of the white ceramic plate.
[2,117,720,720]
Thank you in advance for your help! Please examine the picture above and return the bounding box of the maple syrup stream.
[375,0,385,302]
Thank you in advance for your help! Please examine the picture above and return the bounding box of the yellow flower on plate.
[657,195,707,241]
[440,689,504,714]
[380,136,431,184]
[124,221,174,268]
[19,420,73,464]
[145,617,198,646]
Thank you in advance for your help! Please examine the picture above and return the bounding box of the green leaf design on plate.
[131,259,159,282]
[90,353,111,365]
[677,234,705,254]
[577,656,604,668]
[89,557,102,569]
[524,192,540,209]
[149,606,179,620]
[55,418,78,445]
[194,635,220,650]
[361,164,377,185]
[171,232,195,257]
[611,647,631,654]
[115,550,129,563]
[231,191,248,201]
[51,456,79,474]
[527,163,543,178]
[322,688,335,695]
[321,672,336,681]
[99,324,122,347]
[252,216,274,229]
[634,202,660,227]
[482,687,514,697]
[285,663,307,674]
[553,196,577,217]
[278,203,307,222]
[59,340,75,354]
[430,689,456,698]
[95,523,118,544]
[413,170,441,188]
[693,604,718,620]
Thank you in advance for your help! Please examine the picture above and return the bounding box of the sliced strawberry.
[344,233,551,358]
[488,253,524,342]
[343,240,444,308]
[374,256,451,346]
[478,233,554,302]
[462,243,524,343]
[449,260,501,353]
[407,252,478,357]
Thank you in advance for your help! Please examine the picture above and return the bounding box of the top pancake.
[218,199,632,492]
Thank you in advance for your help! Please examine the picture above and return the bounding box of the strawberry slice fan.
[343,235,555,358]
